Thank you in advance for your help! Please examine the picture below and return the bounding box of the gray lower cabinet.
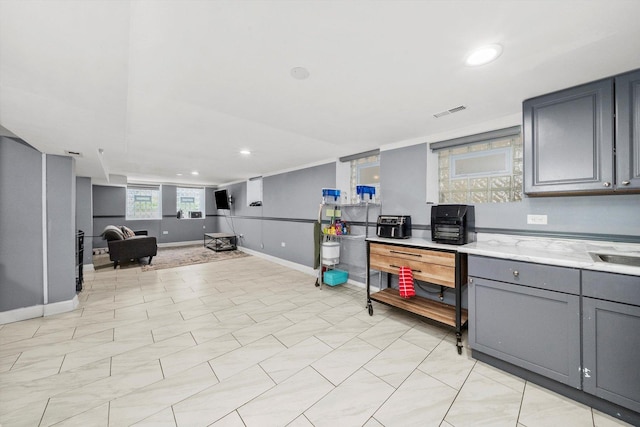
[470,257,640,414]
[582,270,640,412]
[468,256,582,388]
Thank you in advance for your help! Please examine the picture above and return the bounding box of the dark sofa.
[102,226,158,269]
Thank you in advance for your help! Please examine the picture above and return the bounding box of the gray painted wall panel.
[76,177,93,265]
[46,154,76,304]
[263,163,335,219]
[472,194,640,237]
[93,185,126,217]
[0,137,44,311]
[162,185,177,217]
[160,218,207,243]
[380,144,429,235]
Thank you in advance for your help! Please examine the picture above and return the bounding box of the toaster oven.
[377,215,412,239]
[430,205,475,245]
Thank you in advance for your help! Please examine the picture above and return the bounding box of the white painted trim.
[237,246,367,290]
[0,305,44,325]
[158,240,203,248]
[44,295,79,317]
[84,263,95,272]
[0,295,79,324]
[219,158,338,187]
[238,246,316,277]
[42,153,48,305]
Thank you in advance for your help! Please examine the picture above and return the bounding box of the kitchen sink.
[589,252,640,267]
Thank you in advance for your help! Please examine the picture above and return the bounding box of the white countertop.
[367,234,640,276]
[458,233,640,276]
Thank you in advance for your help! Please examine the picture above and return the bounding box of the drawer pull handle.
[513,270,519,277]
[390,264,422,273]
[389,250,422,257]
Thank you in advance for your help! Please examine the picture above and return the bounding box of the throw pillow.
[120,226,135,238]
[101,225,125,241]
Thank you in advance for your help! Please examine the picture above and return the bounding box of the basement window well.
[126,185,162,220]
[431,126,523,204]
[177,187,205,218]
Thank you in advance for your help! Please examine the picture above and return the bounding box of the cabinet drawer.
[370,243,456,287]
[582,270,640,306]
[370,253,455,287]
[370,243,455,266]
[468,255,580,294]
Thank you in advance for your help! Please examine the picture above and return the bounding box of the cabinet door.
[469,277,581,388]
[582,297,640,412]
[615,69,640,190]
[523,78,614,194]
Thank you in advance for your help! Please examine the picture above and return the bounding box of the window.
[432,126,523,204]
[350,154,380,203]
[126,185,161,220]
[177,187,205,216]
[246,177,262,207]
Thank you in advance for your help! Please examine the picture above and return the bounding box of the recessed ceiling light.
[176,173,183,176]
[290,67,310,80]
[191,171,199,176]
[465,44,503,66]
[240,150,251,155]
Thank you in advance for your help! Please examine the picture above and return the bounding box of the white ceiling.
[1,0,640,186]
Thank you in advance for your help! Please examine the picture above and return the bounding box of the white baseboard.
[158,240,203,248]
[238,246,317,277]
[237,246,366,290]
[84,263,95,272]
[44,295,79,317]
[0,295,79,325]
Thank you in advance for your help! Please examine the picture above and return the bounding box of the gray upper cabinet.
[615,69,640,190]
[524,68,640,195]
[523,78,615,195]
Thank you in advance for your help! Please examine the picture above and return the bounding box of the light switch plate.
[527,214,548,225]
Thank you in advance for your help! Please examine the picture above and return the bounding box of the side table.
[204,233,237,252]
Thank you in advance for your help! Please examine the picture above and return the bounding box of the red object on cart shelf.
[398,266,415,298]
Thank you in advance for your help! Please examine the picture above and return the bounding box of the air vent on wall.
[433,105,467,118]
[64,150,83,157]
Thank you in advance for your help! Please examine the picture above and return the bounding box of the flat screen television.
[214,189,231,210]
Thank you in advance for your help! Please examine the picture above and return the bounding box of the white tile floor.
[0,255,633,426]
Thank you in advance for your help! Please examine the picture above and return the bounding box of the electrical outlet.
[527,214,548,225]
[260,243,264,249]
[162,231,169,235]
[281,242,286,247]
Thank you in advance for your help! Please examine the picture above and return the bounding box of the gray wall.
[380,143,429,237]
[76,177,93,265]
[0,137,44,311]
[46,154,76,304]
[0,138,77,314]
[215,163,336,267]
[473,194,640,238]
[92,184,216,249]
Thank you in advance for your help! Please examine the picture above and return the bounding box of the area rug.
[92,244,249,271]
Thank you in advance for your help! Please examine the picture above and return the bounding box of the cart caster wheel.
[368,304,373,316]
[457,346,462,355]
[315,279,320,287]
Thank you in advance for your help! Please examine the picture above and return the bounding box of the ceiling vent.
[64,150,83,157]
[433,105,467,118]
